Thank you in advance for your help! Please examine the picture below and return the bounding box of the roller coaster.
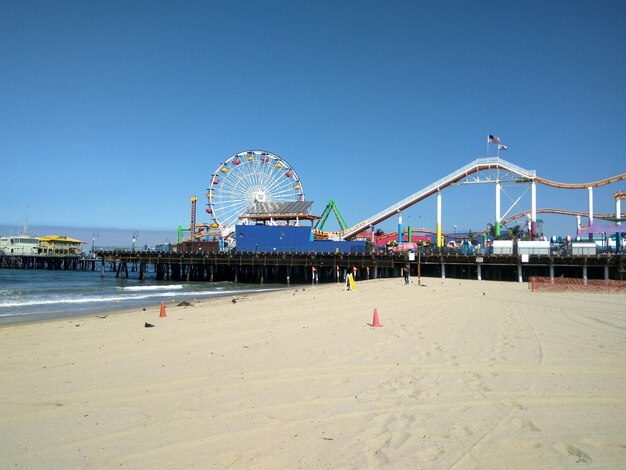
[339,157,626,243]
[391,208,619,242]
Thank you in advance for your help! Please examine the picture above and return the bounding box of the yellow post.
[436,222,442,248]
[348,273,357,290]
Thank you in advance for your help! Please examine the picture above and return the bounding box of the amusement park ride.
[177,150,626,251]
[178,150,306,244]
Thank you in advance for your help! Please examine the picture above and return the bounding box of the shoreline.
[0,280,290,327]
[1,280,323,327]
[2,277,625,468]
[0,276,399,328]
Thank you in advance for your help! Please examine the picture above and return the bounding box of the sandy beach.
[1,277,625,469]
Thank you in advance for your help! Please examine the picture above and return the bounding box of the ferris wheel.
[206,150,305,233]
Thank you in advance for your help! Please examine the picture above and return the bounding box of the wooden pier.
[0,254,98,271]
[4,250,622,283]
[95,250,626,284]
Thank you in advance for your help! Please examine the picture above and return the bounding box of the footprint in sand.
[462,371,491,393]
[445,354,459,367]
[395,388,422,400]
[417,446,443,462]
[502,398,526,410]
[452,424,473,437]
[216,451,241,465]
[555,442,592,463]
[510,417,541,432]
[384,415,413,448]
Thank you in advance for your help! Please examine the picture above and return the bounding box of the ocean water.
[0,269,279,324]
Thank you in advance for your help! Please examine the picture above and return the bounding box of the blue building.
[235,225,365,254]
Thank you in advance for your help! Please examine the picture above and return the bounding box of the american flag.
[488,134,501,144]
[498,144,507,151]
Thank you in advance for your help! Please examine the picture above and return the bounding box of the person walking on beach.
[403,262,410,285]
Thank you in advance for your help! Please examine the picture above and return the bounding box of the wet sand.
[1,277,625,468]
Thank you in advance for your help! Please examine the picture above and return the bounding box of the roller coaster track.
[501,208,614,226]
[340,157,625,240]
[536,173,626,189]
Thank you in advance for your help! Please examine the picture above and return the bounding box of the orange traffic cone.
[371,308,382,327]
[159,301,167,318]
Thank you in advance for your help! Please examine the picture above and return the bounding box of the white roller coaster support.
[617,198,621,226]
[587,186,593,240]
[340,157,536,240]
[496,182,501,238]
[531,180,537,239]
[437,191,442,248]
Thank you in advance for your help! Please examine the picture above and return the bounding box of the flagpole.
[486,136,489,157]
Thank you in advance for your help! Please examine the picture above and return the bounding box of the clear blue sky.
[2,1,625,246]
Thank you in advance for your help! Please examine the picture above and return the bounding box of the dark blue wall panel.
[235,225,365,253]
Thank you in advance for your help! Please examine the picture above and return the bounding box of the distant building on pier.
[0,235,40,256]
[38,235,84,255]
